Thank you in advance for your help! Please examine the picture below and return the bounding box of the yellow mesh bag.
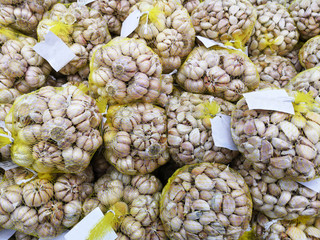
[166,90,239,166]
[128,0,196,73]
[0,166,94,239]
[83,166,167,240]
[231,89,320,182]
[160,162,253,239]
[1,85,103,174]
[37,2,112,76]
[298,35,320,69]
[0,0,58,34]
[176,46,260,102]
[89,37,163,106]
[103,102,169,175]
[191,0,257,50]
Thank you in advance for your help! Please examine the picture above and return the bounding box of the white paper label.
[197,36,242,52]
[65,208,117,240]
[210,113,238,151]
[121,9,143,37]
[243,89,295,115]
[33,31,76,72]
[0,229,15,239]
[39,231,69,240]
[77,0,95,6]
[298,178,320,193]
[0,161,19,171]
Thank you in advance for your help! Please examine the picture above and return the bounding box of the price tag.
[39,231,69,240]
[298,178,320,193]
[121,9,144,37]
[0,229,15,239]
[77,0,95,6]
[0,161,19,171]
[65,208,117,240]
[210,113,238,151]
[243,89,295,115]
[33,31,76,72]
[197,36,241,52]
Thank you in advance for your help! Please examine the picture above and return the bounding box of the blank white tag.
[77,0,95,6]
[0,229,15,239]
[0,161,19,171]
[243,89,295,115]
[65,208,117,240]
[39,231,69,240]
[33,31,76,72]
[210,113,238,151]
[197,36,240,52]
[298,178,320,193]
[121,9,143,37]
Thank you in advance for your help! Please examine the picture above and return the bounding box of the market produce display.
[1,0,320,239]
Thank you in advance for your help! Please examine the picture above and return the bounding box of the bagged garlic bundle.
[0,103,12,161]
[84,167,167,240]
[251,55,297,88]
[284,41,303,72]
[103,102,169,175]
[289,0,320,40]
[178,0,200,14]
[176,46,259,102]
[0,27,52,95]
[3,85,103,173]
[12,231,38,240]
[160,162,253,240]
[191,0,257,49]
[37,2,112,76]
[128,0,195,73]
[233,156,320,220]
[285,67,320,104]
[299,35,320,69]
[89,37,162,105]
[254,213,320,239]
[166,90,239,166]
[231,90,320,182]
[248,2,299,57]
[96,0,141,35]
[0,166,94,239]
[0,0,58,34]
